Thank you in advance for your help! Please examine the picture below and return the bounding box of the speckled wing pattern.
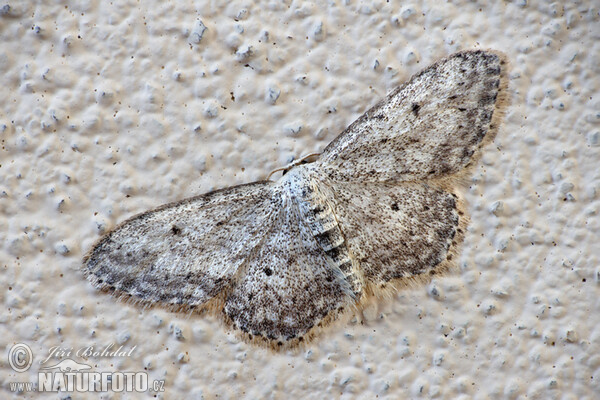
[83,50,506,347]
[319,50,503,182]
[318,181,461,285]
[84,182,278,306]
[223,189,353,342]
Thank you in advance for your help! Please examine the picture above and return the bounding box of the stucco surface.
[1,1,599,398]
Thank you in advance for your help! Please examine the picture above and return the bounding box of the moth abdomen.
[287,172,363,298]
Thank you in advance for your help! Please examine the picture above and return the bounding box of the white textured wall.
[1,1,599,398]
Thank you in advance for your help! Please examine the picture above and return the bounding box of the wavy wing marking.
[83,182,277,307]
[319,50,506,182]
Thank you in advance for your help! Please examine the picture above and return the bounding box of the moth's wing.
[223,191,354,344]
[318,50,506,182]
[322,180,461,285]
[83,181,278,308]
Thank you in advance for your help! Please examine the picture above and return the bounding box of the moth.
[83,50,507,347]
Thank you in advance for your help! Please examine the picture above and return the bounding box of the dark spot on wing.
[411,102,421,117]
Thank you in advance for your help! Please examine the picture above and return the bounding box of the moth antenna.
[266,152,321,180]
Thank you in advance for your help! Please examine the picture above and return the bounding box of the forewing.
[322,180,460,284]
[318,50,505,182]
[83,181,277,307]
[224,193,353,343]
